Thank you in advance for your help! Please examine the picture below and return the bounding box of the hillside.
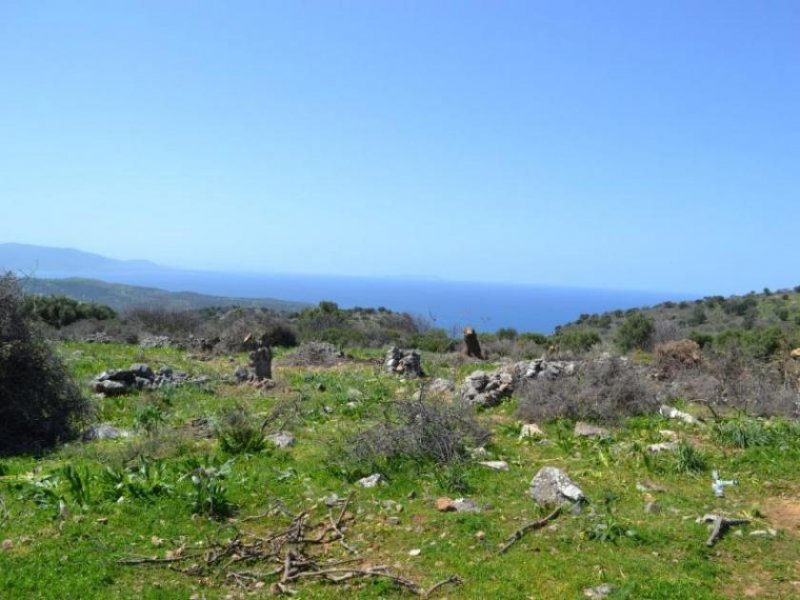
[557,285,800,344]
[19,277,309,313]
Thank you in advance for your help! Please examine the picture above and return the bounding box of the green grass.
[1,342,799,598]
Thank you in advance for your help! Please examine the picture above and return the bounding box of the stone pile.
[92,363,207,396]
[460,358,576,408]
[384,347,424,378]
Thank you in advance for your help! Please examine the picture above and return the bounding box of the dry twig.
[498,506,562,554]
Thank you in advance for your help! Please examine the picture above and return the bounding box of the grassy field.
[1,343,799,599]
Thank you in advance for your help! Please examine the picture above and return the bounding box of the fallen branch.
[118,498,462,596]
[705,515,750,547]
[498,505,562,554]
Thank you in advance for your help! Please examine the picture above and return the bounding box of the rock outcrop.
[460,358,576,408]
[91,364,207,396]
[385,347,424,378]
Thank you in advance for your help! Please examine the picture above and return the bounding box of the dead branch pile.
[119,494,462,596]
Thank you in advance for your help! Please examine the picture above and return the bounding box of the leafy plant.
[214,404,266,454]
[182,456,235,518]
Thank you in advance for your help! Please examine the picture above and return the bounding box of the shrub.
[615,313,654,352]
[410,328,455,353]
[516,358,656,424]
[0,274,90,454]
[214,405,266,454]
[335,397,490,476]
[553,329,601,354]
[654,339,701,376]
[126,307,201,337]
[24,295,116,329]
[496,328,518,341]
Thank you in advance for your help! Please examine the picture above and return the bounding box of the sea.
[100,270,688,334]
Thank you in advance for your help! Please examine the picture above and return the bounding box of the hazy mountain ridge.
[18,277,309,313]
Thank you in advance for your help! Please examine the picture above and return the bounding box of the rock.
[323,493,339,507]
[105,369,137,384]
[436,497,457,512]
[386,516,401,526]
[659,405,699,425]
[234,366,250,383]
[266,431,295,449]
[249,345,273,380]
[452,498,481,512]
[636,480,667,493]
[520,423,545,439]
[644,501,661,514]
[384,347,424,378]
[460,358,576,409]
[479,460,509,471]
[408,548,421,557]
[574,422,611,438]
[658,429,678,440]
[94,380,128,396]
[648,442,678,453]
[82,423,129,441]
[357,473,385,488]
[139,336,171,348]
[584,583,615,599]
[791,347,800,360]
[129,363,155,380]
[427,378,455,395]
[346,388,363,401]
[463,327,484,359]
[1,539,12,551]
[529,467,585,506]
[475,530,486,540]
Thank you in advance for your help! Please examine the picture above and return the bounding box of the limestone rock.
[529,467,585,506]
[574,422,611,438]
[266,431,295,449]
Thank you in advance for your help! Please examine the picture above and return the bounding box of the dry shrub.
[704,348,799,417]
[655,339,702,377]
[516,358,657,424]
[0,274,91,454]
[279,342,348,367]
[336,397,490,475]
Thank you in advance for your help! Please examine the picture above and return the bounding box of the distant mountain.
[0,242,175,279]
[18,277,309,313]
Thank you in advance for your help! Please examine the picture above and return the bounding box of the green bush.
[614,313,654,352]
[0,274,90,454]
[24,294,116,329]
[554,329,601,354]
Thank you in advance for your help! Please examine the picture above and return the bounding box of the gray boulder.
[529,467,586,506]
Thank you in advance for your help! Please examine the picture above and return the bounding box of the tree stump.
[249,345,273,380]
[463,327,484,359]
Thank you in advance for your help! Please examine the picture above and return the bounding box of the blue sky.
[1,1,798,295]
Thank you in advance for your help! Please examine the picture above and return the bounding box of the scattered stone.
[357,473,385,488]
[384,347,424,378]
[659,405,699,425]
[519,423,545,439]
[266,431,295,449]
[408,548,421,557]
[93,379,128,397]
[749,529,776,537]
[584,583,615,599]
[280,342,346,367]
[648,442,678,453]
[475,530,486,541]
[346,388,363,401]
[574,422,611,439]
[139,335,171,349]
[452,498,481,513]
[81,423,130,441]
[659,429,678,440]
[636,480,667,493]
[426,378,455,396]
[91,363,206,396]
[645,502,662,514]
[529,467,586,506]
[323,493,339,507]
[1,539,13,551]
[460,358,576,409]
[436,497,457,512]
[234,366,250,383]
[479,461,509,471]
[386,516,401,526]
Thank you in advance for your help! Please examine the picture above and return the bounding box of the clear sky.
[1,1,798,295]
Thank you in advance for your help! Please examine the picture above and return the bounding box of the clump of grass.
[182,456,235,519]
[214,404,266,455]
[671,441,707,474]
